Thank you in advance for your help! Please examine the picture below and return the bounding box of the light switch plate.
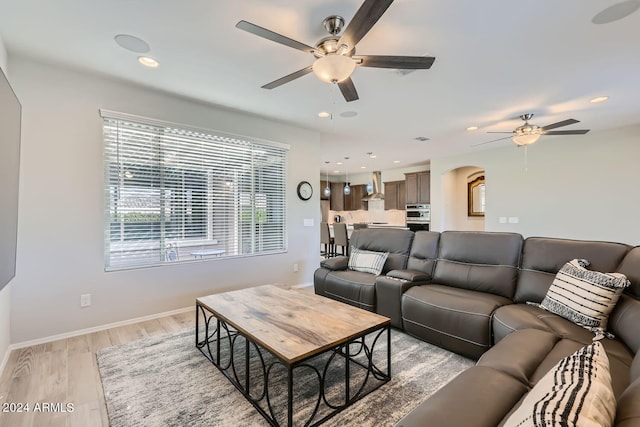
[499,217,507,224]
[508,217,519,224]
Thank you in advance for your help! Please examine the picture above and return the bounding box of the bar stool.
[320,222,334,258]
[333,223,349,256]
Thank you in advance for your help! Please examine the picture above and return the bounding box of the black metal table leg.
[287,365,293,427]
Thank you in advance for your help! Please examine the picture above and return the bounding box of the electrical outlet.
[293,263,299,272]
[80,294,91,308]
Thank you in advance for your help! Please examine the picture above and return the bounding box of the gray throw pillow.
[348,248,389,276]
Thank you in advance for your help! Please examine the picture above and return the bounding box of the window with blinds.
[102,110,288,270]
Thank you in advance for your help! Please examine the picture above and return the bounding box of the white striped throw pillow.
[540,259,630,336]
[348,248,389,276]
[503,341,615,427]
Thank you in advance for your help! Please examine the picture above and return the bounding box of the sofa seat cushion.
[402,284,512,359]
[324,270,378,311]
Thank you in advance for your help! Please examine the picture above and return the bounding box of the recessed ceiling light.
[114,34,151,53]
[333,170,340,173]
[414,136,430,142]
[367,152,377,158]
[336,162,343,165]
[360,166,367,169]
[138,56,159,68]
[318,112,331,118]
[590,96,609,104]
[393,160,400,164]
[466,126,479,131]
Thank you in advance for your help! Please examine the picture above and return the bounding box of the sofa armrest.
[386,269,432,283]
[376,274,427,329]
[394,366,528,427]
[320,256,349,271]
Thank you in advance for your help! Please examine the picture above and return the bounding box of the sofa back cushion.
[432,231,523,299]
[609,294,640,356]
[515,237,630,304]
[349,228,414,273]
[406,231,440,274]
[616,246,640,299]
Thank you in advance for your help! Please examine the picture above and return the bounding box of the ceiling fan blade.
[236,20,317,54]
[261,66,313,89]
[472,136,513,147]
[338,0,394,50]
[354,55,435,69]
[543,129,590,135]
[540,118,579,131]
[338,78,359,102]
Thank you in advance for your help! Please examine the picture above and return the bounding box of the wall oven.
[405,204,430,231]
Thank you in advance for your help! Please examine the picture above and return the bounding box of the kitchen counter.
[351,222,409,230]
[366,224,409,230]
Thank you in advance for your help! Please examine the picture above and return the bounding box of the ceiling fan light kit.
[512,116,542,146]
[312,54,357,83]
[512,133,541,146]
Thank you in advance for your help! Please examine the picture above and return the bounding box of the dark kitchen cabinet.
[384,180,406,210]
[405,172,430,204]
[345,184,365,211]
[330,182,344,211]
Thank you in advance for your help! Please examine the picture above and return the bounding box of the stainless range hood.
[364,171,384,200]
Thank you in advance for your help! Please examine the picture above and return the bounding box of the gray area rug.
[97,328,474,426]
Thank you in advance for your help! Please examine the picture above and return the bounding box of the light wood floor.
[0,285,313,427]
[0,310,196,427]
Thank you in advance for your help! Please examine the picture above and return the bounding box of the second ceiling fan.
[475,114,591,147]
[236,0,435,102]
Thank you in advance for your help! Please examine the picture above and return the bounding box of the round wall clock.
[296,181,313,200]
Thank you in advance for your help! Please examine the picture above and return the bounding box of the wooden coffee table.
[195,284,391,427]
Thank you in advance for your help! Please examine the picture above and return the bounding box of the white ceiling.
[1,0,639,175]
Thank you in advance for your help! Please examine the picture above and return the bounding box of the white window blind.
[102,111,288,270]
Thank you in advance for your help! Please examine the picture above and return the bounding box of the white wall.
[431,125,640,245]
[9,56,321,343]
[0,34,12,372]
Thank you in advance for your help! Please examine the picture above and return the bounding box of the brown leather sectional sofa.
[313,228,640,426]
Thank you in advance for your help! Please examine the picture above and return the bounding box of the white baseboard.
[293,282,313,288]
[9,306,194,350]
[7,283,314,352]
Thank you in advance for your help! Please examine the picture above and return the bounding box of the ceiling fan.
[474,114,591,147]
[235,0,435,102]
